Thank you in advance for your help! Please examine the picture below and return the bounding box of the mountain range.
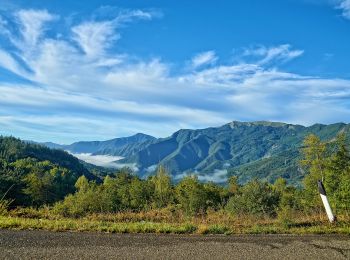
[42,121,350,185]
[44,133,156,157]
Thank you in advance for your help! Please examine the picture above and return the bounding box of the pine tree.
[152,165,173,208]
[300,134,327,211]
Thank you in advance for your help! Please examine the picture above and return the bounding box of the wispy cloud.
[0,48,27,76]
[302,0,350,19]
[191,51,218,69]
[114,9,155,23]
[72,9,153,59]
[14,9,57,50]
[242,44,304,65]
[0,8,350,143]
[337,0,350,19]
[72,21,117,58]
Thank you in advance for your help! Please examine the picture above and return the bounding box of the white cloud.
[71,9,154,59]
[69,153,123,167]
[146,164,157,173]
[0,8,350,144]
[72,21,118,58]
[191,51,218,69]
[173,172,191,180]
[0,49,27,77]
[198,169,228,183]
[242,44,304,65]
[114,9,155,23]
[173,169,228,183]
[14,9,57,50]
[69,152,138,171]
[337,0,350,19]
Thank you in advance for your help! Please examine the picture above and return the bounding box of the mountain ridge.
[43,133,156,157]
[39,121,350,184]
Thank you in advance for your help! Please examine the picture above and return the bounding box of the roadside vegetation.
[0,134,349,234]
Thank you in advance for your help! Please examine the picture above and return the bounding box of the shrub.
[226,180,279,217]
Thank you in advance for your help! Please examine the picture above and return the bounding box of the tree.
[101,175,120,212]
[129,177,152,210]
[23,172,54,206]
[300,134,327,210]
[21,160,71,206]
[324,133,350,213]
[273,177,287,195]
[228,176,240,195]
[175,176,208,216]
[226,180,279,217]
[75,175,89,192]
[54,177,105,217]
[203,182,226,210]
[150,166,173,208]
[114,171,134,210]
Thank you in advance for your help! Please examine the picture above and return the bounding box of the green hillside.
[0,136,97,206]
[37,121,350,185]
[121,121,350,184]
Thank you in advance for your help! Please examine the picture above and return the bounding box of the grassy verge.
[0,215,349,235]
[0,216,198,234]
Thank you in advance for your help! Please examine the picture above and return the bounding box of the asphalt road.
[0,230,349,259]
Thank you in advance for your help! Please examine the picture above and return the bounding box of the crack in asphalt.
[309,243,350,259]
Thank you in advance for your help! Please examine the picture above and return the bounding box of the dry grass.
[1,208,349,235]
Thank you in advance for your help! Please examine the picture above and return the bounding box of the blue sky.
[0,0,350,143]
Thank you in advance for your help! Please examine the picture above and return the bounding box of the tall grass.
[0,184,15,216]
[0,200,11,216]
[1,208,349,235]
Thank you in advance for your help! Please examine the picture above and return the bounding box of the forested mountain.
[38,121,350,185]
[120,121,350,184]
[0,136,96,206]
[1,137,94,176]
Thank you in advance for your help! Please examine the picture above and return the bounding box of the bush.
[175,176,208,216]
[53,177,107,217]
[226,180,279,217]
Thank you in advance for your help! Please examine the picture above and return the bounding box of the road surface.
[0,229,349,259]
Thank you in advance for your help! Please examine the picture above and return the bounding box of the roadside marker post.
[317,180,336,223]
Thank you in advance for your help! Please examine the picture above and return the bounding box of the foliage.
[175,176,208,216]
[2,131,350,223]
[300,134,327,210]
[0,136,96,207]
[225,180,280,217]
[149,165,174,208]
[53,184,105,218]
[323,134,350,214]
[300,133,350,214]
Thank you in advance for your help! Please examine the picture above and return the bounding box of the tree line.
[1,134,349,218]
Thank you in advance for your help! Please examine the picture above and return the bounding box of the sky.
[0,0,350,144]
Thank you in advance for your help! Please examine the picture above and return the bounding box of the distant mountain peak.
[133,133,153,137]
[228,120,288,128]
[130,133,156,139]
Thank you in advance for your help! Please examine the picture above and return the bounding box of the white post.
[317,180,336,223]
